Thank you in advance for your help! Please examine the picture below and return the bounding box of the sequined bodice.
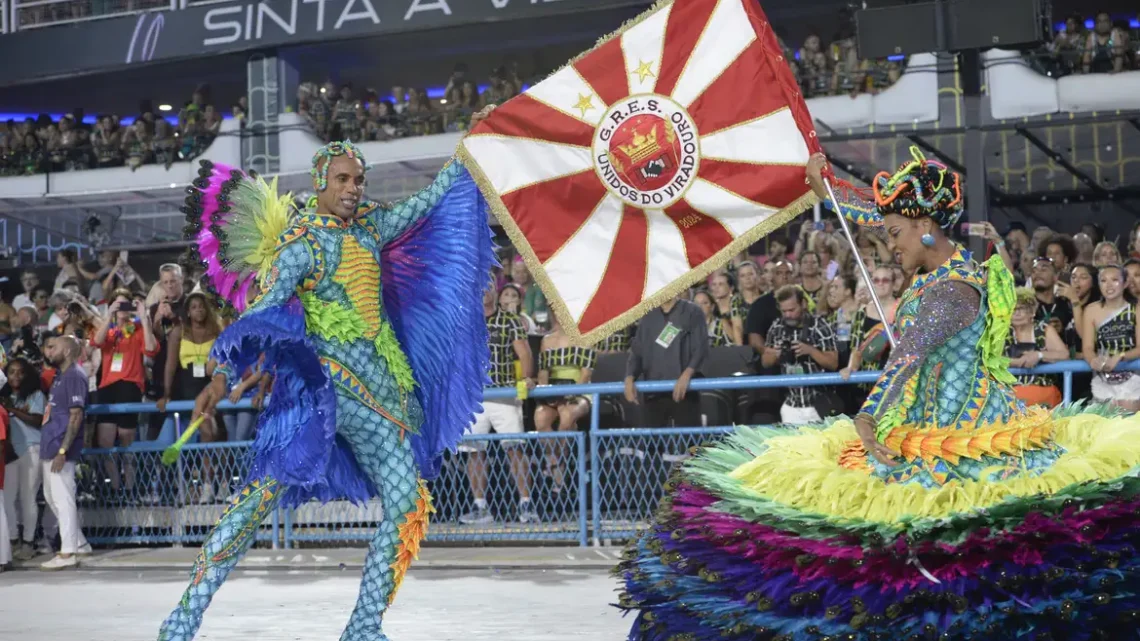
[890,261,1019,431]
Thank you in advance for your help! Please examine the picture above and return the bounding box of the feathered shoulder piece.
[183,160,296,311]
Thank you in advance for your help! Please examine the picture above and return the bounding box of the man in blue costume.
[160,108,497,641]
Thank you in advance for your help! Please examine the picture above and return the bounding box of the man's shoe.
[40,555,78,571]
[13,541,35,561]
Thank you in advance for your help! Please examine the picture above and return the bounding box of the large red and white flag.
[460,0,822,344]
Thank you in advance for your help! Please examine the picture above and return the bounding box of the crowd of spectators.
[454,214,1140,523]
[1034,11,1140,76]
[1,204,1139,547]
[298,35,909,144]
[0,247,274,565]
[298,63,528,142]
[0,86,236,177]
[12,0,170,30]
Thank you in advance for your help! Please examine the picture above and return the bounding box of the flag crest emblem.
[460,0,824,344]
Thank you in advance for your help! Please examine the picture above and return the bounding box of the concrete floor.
[1,568,631,640]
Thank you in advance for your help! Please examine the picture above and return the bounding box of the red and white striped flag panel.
[461,0,822,345]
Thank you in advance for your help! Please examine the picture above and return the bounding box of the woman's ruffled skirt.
[615,405,1140,641]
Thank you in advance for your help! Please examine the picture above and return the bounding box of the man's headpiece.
[310,140,368,192]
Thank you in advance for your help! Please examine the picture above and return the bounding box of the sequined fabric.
[857,247,1063,487]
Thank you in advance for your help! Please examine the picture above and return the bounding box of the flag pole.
[822,177,898,351]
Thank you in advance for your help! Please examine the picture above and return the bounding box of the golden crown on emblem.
[618,126,661,164]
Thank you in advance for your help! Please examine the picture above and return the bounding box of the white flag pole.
[823,177,898,351]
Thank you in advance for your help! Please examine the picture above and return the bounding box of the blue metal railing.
[74,359,1136,548]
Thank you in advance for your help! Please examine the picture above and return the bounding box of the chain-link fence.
[79,439,280,547]
[67,362,1129,548]
[286,432,588,547]
[590,426,731,543]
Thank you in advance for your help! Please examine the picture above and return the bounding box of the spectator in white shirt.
[11,270,39,311]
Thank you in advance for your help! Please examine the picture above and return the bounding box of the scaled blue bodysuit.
[159,160,494,641]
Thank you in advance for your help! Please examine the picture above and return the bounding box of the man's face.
[20,273,37,293]
[767,262,792,289]
[160,270,183,301]
[778,296,804,327]
[44,338,60,367]
[1045,243,1067,269]
[799,253,820,277]
[1033,260,1057,290]
[315,155,365,219]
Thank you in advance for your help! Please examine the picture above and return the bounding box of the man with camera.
[761,285,839,425]
[146,264,185,441]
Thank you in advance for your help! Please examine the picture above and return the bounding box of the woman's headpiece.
[872,146,963,229]
[310,140,369,191]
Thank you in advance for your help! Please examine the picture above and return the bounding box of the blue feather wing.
[211,299,376,507]
[380,164,496,480]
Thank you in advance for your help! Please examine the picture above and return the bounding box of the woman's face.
[32,290,48,310]
[709,274,731,299]
[826,278,850,308]
[7,362,24,390]
[188,297,207,323]
[498,287,520,312]
[1094,243,1121,267]
[818,246,832,267]
[737,264,757,292]
[694,292,714,317]
[883,214,928,274]
[1099,267,1124,301]
[55,304,70,324]
[510,261,530,285]
[1012,303,1035,327]
[871,267,895,300]
[1071,266,1094,299]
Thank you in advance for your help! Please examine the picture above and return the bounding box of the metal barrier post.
[576,432,588,547]
[589,393,601,546]
[173,413,186,544]
[283,507,293,549]
[1063,371,1072,405]
[271,506,281,550]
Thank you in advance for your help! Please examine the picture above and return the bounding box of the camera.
[117,301,134,313]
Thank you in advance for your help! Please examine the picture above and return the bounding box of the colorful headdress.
[310,140,368,191]
[872,146,963,229]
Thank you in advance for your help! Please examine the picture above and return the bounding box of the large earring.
[921,233,935,247]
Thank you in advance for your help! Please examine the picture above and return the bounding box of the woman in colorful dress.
[617,148,1140,641]
[1080,264,1140,411]
[1006,288,1068,408]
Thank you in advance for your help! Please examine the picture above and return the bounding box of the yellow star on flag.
[573,93,595,118]
[633,60,656,83]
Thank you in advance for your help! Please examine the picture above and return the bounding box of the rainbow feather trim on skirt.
[616,406,1140,641]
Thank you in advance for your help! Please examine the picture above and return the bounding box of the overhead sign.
[0,0,646,87]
